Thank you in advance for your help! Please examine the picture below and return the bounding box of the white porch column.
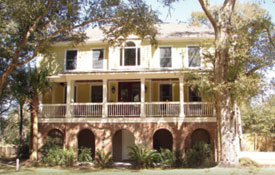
[140,77,145,118]
[102,78,108,118]
[179,77,185,118]
[66,79,75,117]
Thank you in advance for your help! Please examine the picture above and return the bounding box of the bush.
[41,140,75,167]
[94,149,113,168]
[159,148,176,168]
[128,144,161,169]
[185,142,215,168]
[174,150,186,167]
[78,147,93,163]
[17,143,29,159]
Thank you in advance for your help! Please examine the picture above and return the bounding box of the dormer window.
[120,41,140,66]
[66,50,77,70]
[188,46,201,68]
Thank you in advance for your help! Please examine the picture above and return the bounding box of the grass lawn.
[0,165,274,175]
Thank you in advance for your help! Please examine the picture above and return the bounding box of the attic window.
[120,41,140,66]
[66,50,77,70]
[188,46,201,67]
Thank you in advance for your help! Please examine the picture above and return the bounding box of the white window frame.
[159,46,172,68]
[186,45,202,69]
[92,48,105,70]
[64,49,78,71]
[119,41,141,68]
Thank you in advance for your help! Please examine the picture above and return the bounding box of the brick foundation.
[38,122,217,158]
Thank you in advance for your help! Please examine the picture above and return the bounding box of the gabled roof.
[84,23,214,42]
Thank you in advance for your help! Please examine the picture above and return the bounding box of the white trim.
[39,117,217,123]
[91,48,105,70]
[158,45,173,68]
[64,49,79,72]
[185,45,202,69]
[119,40,142,68]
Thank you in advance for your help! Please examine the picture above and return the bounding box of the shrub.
[17,143,29,159]
[94,149,113,168]
[128,144,161,169]
[78,147,93,163]
[159,148,176,168]
[174,150,186,167]
[41,140,75,167]
[185,142,215,168]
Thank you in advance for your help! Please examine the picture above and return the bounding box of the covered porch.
[40,72,215,119]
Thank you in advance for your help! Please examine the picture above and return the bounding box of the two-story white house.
[37,23,217,161]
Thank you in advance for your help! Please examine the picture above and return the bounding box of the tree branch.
[198,0,217,32]
[246,60,275,76]
[265,25,275,49]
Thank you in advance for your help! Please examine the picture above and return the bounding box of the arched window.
[47,129,64,147]
[120,41,140,66]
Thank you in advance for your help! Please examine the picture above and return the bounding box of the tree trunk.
[214,22,240,167]
[19,103,24,143]
[29,95,39,161]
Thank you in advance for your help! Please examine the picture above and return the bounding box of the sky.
[147,0,275,23]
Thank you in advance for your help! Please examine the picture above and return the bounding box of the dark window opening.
[66,50,77,70]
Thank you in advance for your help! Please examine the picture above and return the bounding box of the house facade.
[37,23,217,161]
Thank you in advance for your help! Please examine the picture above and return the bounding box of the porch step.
[113,162,132,169]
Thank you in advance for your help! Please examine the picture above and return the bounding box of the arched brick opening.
[47,129,64,148]
[191,128,211,147]
[77,129,95,159]
[153,128,173,151]
[112,129,135,162]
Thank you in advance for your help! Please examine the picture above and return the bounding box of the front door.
[118,82,140,102]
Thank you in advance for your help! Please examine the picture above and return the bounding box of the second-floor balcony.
[40,102,215,118]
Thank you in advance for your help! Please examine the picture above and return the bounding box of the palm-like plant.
[128,144,161,169]
[94,149,113,168]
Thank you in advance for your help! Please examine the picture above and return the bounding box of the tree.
[10,68,30,143]
[0,0,158,97]
[162,0,275,166]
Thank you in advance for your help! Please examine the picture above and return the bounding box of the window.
[93,49,104,69]
[188,46,201,67]
[66,50,77,70]
[120,41,140,66]
[160,47,172,67]
[189,87,201,102]
[160,84,172,101]
[91,85,103,102]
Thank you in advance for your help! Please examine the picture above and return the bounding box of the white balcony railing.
[145,102,180,117]
[72,103,102,117]
[184,102,214,116]
[40,102,214,118]
[40,104,66,118]
[107,102,141,117]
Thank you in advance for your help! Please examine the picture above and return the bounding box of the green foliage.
[0,0,159,95]
[94,149,113,169]
[185,143,215,168]
[78,147,92,163]
[159,148,176,168]
[174,150,186,168]
[128,144,161,169]
[242,95,275,133]
[41,140,75,167]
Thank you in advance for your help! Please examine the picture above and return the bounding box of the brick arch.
[190,128,211,147]
[153,128,173,152]
[77,129,96,158]
[112,129,135,162]
[47,128,64,147]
